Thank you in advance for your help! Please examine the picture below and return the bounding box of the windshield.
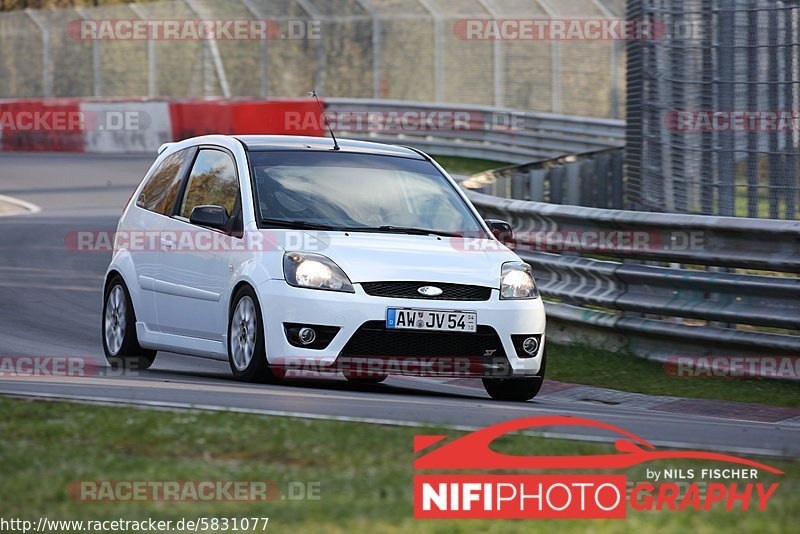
[248,150,486,236]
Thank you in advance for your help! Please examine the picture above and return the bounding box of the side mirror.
[485,219,513,244]
[190,205,229,231]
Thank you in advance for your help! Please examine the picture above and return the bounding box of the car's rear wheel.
[228,286,281,383]
[482,348,546,402]
[102,275,157,371]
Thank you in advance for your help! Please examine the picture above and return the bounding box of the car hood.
[289,231,519,286]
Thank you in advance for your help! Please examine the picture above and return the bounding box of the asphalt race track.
[1,152,798,458]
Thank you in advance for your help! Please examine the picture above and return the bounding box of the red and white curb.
[0,98,324,154]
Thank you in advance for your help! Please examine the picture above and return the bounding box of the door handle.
[160,237,174,251]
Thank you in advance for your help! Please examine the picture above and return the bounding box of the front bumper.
[258,279,546,378]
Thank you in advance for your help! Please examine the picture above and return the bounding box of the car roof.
[234,135,426,159]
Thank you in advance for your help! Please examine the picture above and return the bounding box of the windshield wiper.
[346,225,462,238]
[260,218,338,231]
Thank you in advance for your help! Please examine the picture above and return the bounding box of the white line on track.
[0,194,42,216]
[0,379,792,457]
[0,384,793,458]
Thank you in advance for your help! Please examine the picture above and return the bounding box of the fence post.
[355,0,382,99]
[592,0,620,118]
[129,4,157,97]
[624,0,644,210]
[782,3,796,219]
[25,9,52,98]
[716,2,736,216]
[477,0,505,108]
[185,0,231,97]
[75,7,101,97]
[418,0,444,102]
[240,0,269,97]
[745,0,759,218]
[700,0,715,214]
[536,1,561,113]
[295,0,326,93]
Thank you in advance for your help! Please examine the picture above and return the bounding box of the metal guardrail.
[325,99,625,164]
[462,148,625,209]
[329,99,799,363]
[466,189,800,360]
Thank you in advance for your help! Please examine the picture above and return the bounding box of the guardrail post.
[511,174,525,200]
[529,170,546,202]
[550,167,564,204]
[611,150,624,209]
[566,163,581,205]
[595,154,610,208]
[579,160,594,207]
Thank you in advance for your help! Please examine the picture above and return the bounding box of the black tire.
[343,371,388,384]
[482,348,546,402]
[102,275,157,371]
[227,285,281,383]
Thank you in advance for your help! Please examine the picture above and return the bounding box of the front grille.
[339,321,505,359]
[360,281,492,301]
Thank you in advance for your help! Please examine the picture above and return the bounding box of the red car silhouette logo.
[414,416,782,473]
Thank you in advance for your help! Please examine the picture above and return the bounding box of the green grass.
[0,397,797,533]
[548,343,800,408]
[431,156,510,177]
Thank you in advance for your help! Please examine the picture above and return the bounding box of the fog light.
[522,336,539,356]
[298,327,317,345]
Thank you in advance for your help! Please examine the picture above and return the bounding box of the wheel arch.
[228,280,259,316]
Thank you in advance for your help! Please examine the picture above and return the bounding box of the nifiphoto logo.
[414,417,782,519]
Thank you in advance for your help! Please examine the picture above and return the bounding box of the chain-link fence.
[0,0,626,118]
[625,0,800,220]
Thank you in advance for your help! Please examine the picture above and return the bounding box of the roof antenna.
[309,90,339,151]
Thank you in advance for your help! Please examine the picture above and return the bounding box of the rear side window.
[179,149,239,219]
[137,148,193,215]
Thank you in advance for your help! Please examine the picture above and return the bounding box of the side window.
[136,148,192,215]
[179,149,239,220]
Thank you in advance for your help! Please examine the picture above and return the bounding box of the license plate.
[386,308,477,333]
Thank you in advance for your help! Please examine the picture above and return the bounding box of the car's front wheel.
[228,286,281,383]
[102,275,157,371]
[482,348,546,402]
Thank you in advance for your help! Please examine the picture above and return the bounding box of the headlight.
[283,252,354,293]
[500,261,538,299]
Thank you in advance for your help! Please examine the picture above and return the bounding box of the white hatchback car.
[102,135,546,401]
